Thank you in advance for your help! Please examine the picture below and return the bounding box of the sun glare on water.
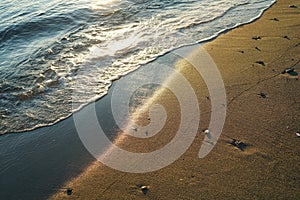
[90,0,118,10]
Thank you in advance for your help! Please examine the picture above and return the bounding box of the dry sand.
[52,0,300,199]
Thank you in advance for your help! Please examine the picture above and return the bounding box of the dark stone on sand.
[66,188,73,195]
[255,47,261,51]
[138,185,149,195]
[271,18,279,21]
[256,61,265,66]
[230,139,248,151]
[252,36,261,40]
[259,92,267,99]
[283,35,290,40]
[289,5,297,8]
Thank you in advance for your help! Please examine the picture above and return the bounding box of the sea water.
[0,0,275,134]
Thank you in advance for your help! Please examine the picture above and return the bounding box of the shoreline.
[0,1,276,137]
[52,0,300,199]
[0,0,298,199]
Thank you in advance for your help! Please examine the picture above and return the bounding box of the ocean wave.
[0,0,276,135]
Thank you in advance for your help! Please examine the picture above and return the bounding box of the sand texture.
[52,0,300,199]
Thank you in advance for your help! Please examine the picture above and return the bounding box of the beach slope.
[52,0,300,199]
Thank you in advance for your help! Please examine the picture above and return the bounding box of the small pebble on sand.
[252,36,261,40]
[66,188,73,195]
[256,61,265,66]
[259,92,267,99]
[283,35,290,40]
[271,17,279,21]
[140,185,149,195]
[289,5,297,8]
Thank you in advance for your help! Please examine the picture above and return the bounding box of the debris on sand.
[204,129,212,139]
[252,36,262,40]
[296,133,300,137]
[230,139,248,151]
[289,5,297,8]
[281,67,295,74]
[281,67,297,76]
[255,47,261,51]
[271,17,279,21]
[256,61,265,66]
[138,185,149,195]
[258,92,267,99]
[283,35,290,40]
[66,188,73,195]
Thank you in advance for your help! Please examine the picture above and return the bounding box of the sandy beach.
[52,0,300,199]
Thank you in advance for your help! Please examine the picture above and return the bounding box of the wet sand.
[52,0,300,199]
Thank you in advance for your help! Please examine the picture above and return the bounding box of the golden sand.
[52,0,300,199]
